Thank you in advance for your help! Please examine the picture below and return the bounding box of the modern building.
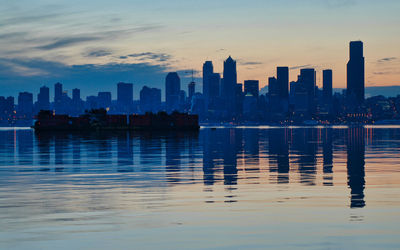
[277,67,289,98]
[98,92,112,109]
[347,41,365,106]
[117,82,133,112]
[244,80,259,98]
[165,72,181,112]
[18,92,33,116]
[222,56,237,115]
[188,81,195,102]
[323,69,333,102]
[37,86,50,111]
[140,86,161,113]
[202,61,214,107]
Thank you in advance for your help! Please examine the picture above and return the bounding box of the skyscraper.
[244,80,259,97]
[72,88,81,102]
[323,69,333,102]
[165,72,181,112]
[188,81,195,102]
[299,68,316,114]
[18,92,33,116]
[140,86,161,113]
[37,86,50,111]
[222,56,237,115]
[277,67,289,99]
[54,82,62,103]
[202,61,214,107]
[117,82,133,112]
[347,41,365,106]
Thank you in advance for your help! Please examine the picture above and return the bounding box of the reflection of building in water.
[139,133,162,166]
[293,129,317,185]
[268,129,290,184]
[18,130,33,165]
[117,132,133,171]
[322,128,333,186]
[97,133,112,165]
[243,129,260,174]
[54,133,68,169]
[165,135,181,183]
[0,131,15,166]
[36,133,51,167]
[347,128,366,208]
[72,135,81,166]
[223,129,239,186]
[202,130,219,186]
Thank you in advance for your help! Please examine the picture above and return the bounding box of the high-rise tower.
[347,41,365,106]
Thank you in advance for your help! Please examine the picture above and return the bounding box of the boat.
[33,109,200,131]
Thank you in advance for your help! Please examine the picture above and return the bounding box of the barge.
[33,109,199,131]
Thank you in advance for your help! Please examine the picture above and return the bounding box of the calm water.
[0,127,400,249]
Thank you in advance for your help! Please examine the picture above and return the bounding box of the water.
[0,127,399,249]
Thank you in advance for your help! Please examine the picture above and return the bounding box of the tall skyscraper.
[347,41,365,106]
[323,69,333,102]
[244,80,259,97]
[188,81,195,102]
[54,82,62,103]
[18,92,33,116]
[72,88,81,102]
[202,61,214,106]
[277,67,289,98]
[117,82,133,112]
[208,73,221,111]
[165,72,181,112]
[222,56,237,115]
[299,68,316,114]
[37,86,50,111]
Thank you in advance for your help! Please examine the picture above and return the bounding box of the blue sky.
[0,0,399,100]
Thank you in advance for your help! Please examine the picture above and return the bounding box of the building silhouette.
[37,86,50,111]
[140,86,161,113]
[244,80,259,97]
[202,61,214,109]
[222,56,237,116]
[188,81,195,103]
[17,92,33,117]
[277,66,289,99]
[97,92,112,109]
[347,41,365,107]
[117,82,133,113]
[165,72,181,113]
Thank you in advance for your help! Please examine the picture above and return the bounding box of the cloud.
[289,64,312,70]
[238,61,263,66]
[377,57,397,63]
[84,49,113,58]
[36,36,101,50]
[128,52,172,62]
[34,25,163,51]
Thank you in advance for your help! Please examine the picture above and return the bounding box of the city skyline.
[0,0,399,99]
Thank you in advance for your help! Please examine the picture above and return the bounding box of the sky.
[0,0,399,100]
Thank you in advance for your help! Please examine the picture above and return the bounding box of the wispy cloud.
[128,52,172,62]
[84,49,113,58]
[377,57,397,63]
[238,60,263,66]
[36,36,101,50]
[290,64,312,70]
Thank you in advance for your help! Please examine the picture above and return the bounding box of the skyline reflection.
[1,127,399,209]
